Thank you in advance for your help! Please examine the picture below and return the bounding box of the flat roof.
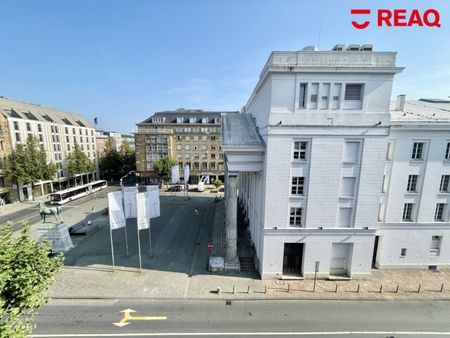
[390,100,450,124]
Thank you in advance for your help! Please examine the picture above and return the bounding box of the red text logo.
[351,8,441,29]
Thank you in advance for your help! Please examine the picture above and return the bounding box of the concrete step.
[239,257,255,272]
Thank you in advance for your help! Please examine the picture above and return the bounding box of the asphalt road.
[0,186,118,229]
[30,299,450,337]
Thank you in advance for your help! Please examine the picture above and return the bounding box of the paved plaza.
[3,187,450,301]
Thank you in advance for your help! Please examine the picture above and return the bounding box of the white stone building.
[222,45,450,279]
[0,97,98,201]
[378,98,450,270]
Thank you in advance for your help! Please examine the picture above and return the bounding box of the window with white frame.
[185,145,191,151]
[338,207,352,227]
[344,84,363,100]
[299,83,307,109]
[411,142,425,160]
[177,154,182,159]
[430,236,442,256]
[293,141,308,160]
[402,203,414,221]
[341,177,356,197]
[289,207,302,227]
[446,142,450,160]
[440,175,450,193]
[406,175,418,193]
[343,141,360,163]
[386,141,395,160]
[177,145,182,150]
[435,204,446,221]
[291,177,304,195]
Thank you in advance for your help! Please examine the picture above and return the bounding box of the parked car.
[167,185,183,192]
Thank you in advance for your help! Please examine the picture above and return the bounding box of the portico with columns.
[221,113,265,271]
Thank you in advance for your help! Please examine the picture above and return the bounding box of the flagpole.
[137,228,142,273]
[124,220,129,256]
[148,218,152,258]
[110,227,115,273]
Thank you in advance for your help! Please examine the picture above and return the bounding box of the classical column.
[225,171,240,270]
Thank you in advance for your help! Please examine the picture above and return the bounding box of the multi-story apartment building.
[220,45,450,278]
[0,97,98,201]
[0,108,15,203]
[136,109,235,184]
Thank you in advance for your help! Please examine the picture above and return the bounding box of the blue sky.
[0,0,449,133]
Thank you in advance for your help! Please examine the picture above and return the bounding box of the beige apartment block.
[136,109,237,184]
[0,96,98,201]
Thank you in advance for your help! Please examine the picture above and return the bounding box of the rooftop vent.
[346,44,360,51]
[332,44,346,51]
[360,44,373,51]
[302,46,319,51]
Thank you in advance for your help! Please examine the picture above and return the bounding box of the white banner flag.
[123,186,138,218]
[184,165,190,184]
[136,192,150,230]
[171,165,180,184]
[108,191,126,230]
[147,188,160,218]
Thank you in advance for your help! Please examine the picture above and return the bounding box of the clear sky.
[0,0,449,133]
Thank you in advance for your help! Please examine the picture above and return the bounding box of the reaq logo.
[351,8,441,29]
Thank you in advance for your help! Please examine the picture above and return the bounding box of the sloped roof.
[221,113,265,150]
[139,109,237,124]
[0,96,92,128]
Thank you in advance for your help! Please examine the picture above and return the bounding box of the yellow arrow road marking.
[113,308,167,327]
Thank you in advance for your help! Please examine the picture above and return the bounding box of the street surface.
[30,299,450,337]
[0,185,118,230]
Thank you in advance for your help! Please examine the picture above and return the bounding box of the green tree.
[0,222,63,338]
[4,137,56,188]
[66,143,96,176]
[213,179,223,189]
[119,139,136,174]
[152,157,177,179]
[99,140,122,180]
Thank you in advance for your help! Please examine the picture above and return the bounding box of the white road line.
[28,331,450,337]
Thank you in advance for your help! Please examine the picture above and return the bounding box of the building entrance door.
[282,243,303,276]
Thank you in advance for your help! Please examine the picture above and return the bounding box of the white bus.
[49,180,107,204]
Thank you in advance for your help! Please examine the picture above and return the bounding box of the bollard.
[357,284,360,293]
[380,285,383,293]
[335,284,338,293]
[441,284,445,293]
[418,284,421,293]
[217,287,221,294]
[395,284,399,293]
[247,285,250,294]
[233,286,235,294]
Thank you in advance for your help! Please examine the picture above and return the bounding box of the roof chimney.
[396,95,406,111]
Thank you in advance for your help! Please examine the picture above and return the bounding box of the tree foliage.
[99,140,136,180]
[0,222,63,338]
[152,157,177,179]
[213,179,223,189]
[119,140,136,175]
[66,143,96,176]
[3,137,56,186]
